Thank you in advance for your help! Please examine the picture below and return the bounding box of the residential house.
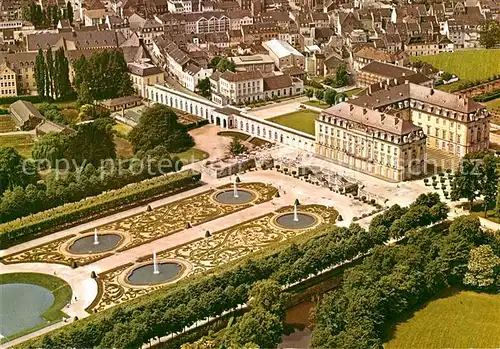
[128,59,164,97]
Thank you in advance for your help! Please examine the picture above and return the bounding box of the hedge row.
[0,170,201,247]
[0,95,44,105]
[473,89,500,102]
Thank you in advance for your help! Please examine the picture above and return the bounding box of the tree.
[463,245,499,290]
[66,1,73,23]
[479,20,500,48]
[227,137,247,156]
[54,47,72,99]
[216,58,236,73]
[64,119,116,167]
[73,50,134,102]
[230,308,283,349]
[46,47,54,98]
[335,65,349,87]
[324,89,337,106]
[248,280,287,317]
[450,157,481,209]
[479,154,498,217]
[0,147,38,195]
[209,56,221,69]
[34,48,46,99]
[129,104,194,153]
[441,72,453,81]
[196,77,210,97]
[449,214,489,246]
[32,132,68,167]
[305,89,313,100]
[315,89,324,101]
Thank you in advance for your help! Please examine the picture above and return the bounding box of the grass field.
[0,133,35,158]
[172,147,209,164]
[486,98,500,113]
[303,100,329,109]
[411,50,500,81]
[112,122,133,138]
[0,272,72,343]
[268,110,319,135]
[0,115,16,132]
[385,288,500,348]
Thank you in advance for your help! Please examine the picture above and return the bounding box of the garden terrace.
[0,133,35,158]
[0,170,202,248]
[0,182,278,266]
[85,204,337,312]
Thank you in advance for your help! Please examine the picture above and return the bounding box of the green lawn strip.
[0,273,72,343]
[411,50,500,81]
[217,131,250,141]
[268,110,318,135]
[303,100,329,109]
[384,288,500,349]
[171,148,209,164]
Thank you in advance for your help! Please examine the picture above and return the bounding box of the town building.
[357,61,432,88]
[0,62,17,96]
[128,59,164,97]
[351,82,490,156]
[262,39,305,70]
[315,103,427,181]
[230,54,275,73]
[9,100,43,130]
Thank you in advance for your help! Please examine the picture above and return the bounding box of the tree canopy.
[479,20,500,48]
[0,147,37,195]
[129,104,194,153]
[73,50,134,103]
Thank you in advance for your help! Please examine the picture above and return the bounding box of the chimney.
[430,88,434,95]
[363,108,367,115]
[405,79,409,84]
[393,78,397,84]
[380,113,386,122]
[368,84,372,95]
[349,104,354,111]
[402,72,406,77]
[394,117,400,126]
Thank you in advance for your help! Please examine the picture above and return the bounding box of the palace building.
[315,81,491,181]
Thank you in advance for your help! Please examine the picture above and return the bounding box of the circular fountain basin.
[214,189,255,204]
[275,213,317,229]
[68,233,122,254]
[126,262,182,285]
[0,283,54,338]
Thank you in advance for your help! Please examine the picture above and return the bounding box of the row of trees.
[305,88,347,106]
[23,2,72,29]
[73,50,134,104]
[450,152,498,216]
[311,214,499,348]
[35,47,73,100]
[0,143,183,223]
[20,194,447,349]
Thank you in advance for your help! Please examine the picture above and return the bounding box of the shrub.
[446,169,452,174]
[432,175,437,180]
[370,199,376,205]
[423,179,429,185]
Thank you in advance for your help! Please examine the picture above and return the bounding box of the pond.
[0,283,54,338]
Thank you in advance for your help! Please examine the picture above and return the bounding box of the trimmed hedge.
[0,170,201,247]
[0,95,43,105]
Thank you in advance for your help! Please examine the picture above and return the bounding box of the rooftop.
[263,39,303,59]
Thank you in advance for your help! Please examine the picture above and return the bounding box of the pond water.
[0,283,54,338]
[127,262,182,285]
[68,233,122,254]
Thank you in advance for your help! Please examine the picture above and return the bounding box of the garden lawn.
[112,122,133,138]
[411,50,500,81]
[0,133,35,158]
[486,98,500,113]
[0,273,72,343]
[268,110,319,135]
[303,100,329,109]
[171,148,209,164]
[217,130,250,141]
[385,289,500,349]
[0,115,16,132]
